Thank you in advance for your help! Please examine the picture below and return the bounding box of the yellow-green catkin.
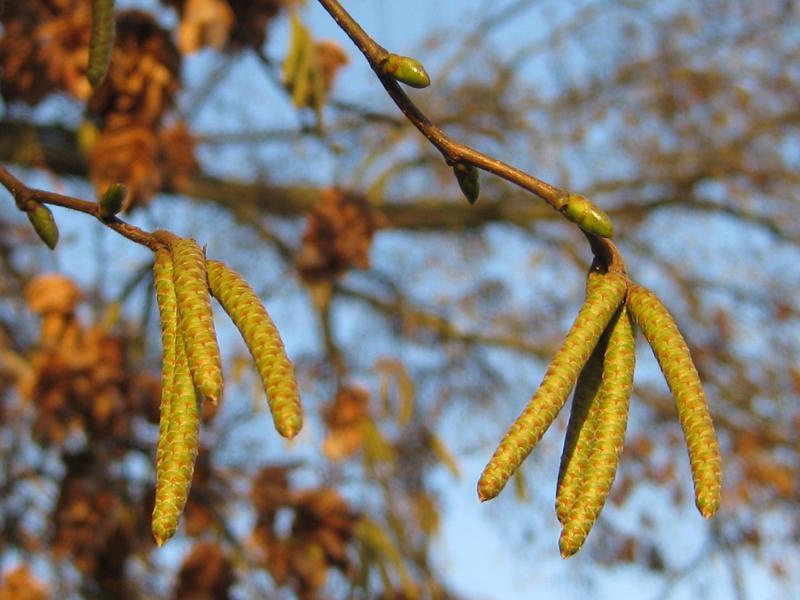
[88,0,115,87]
[626,283,722,518]
[170,238,223,403]
[151,332,200,546]
[153,248,177,473]
[478,270,628,502]
[559,306,635,557]
[555,333,606,525]
[206,260,303,439]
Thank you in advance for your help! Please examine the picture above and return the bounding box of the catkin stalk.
[478,271,628,501]
[170,238,223,403]
[206,260,303,438]
[626,284,722,518]
[559,307,635,557]
[151,331,201,546]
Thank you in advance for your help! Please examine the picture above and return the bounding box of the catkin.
[170,238,223,403]
[626,283,722,518]
[153,249,178,473]
[88,0,115,86]
[478,270,627,502]
[151,332,201,546]
[206,260,303,439]
[559,307,635,557]
[555,334,606,525]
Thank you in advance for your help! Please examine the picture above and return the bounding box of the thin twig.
[0,164,162,251]
[315,0,623,269]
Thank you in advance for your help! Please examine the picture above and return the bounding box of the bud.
[26,201,59,250]
[99,183,127,218]
[381,53,430,88]
[561,193,614,238]
[453,163,479,205]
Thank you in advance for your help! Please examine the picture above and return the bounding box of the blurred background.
[1,0,799,598]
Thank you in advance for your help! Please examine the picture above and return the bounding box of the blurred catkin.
[206,260,303,439]
[626,284,722,518]
[151,332,200,546]
[88,0,115,86]
[478,271,628,501]
[170,238,223,403]
[559,307,635,557]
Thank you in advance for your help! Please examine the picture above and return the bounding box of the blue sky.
[7,1,800,598]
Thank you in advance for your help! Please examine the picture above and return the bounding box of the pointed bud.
[26,201,59,250]
[453,163,479,205]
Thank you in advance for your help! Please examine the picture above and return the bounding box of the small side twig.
[0,164,162,251]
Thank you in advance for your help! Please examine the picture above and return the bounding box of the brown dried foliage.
[173,542,234,600]
[21,275,159,445]
[296,189,386,282]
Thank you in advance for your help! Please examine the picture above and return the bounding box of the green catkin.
[477,270,628,502]
[559,306,636,557]
[151,331,200,546]
[170,238,223,403]
[555,328,607,525]
[206,260,303,439]
[153,249,177,474]
[26,201,59,250]
[626,284,722,518]
[88,0,116,87]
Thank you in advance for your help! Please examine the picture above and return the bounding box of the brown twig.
[315,0,625,272]
[0,164,162,251]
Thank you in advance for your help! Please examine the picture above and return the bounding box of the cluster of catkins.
[478,263,723,557]
[150,232,303,545]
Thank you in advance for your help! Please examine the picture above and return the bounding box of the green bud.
[99,183,127,217]
[26,201,59,250]
[453,163,479,205]
[561,194,614,238]
[382,53,430,89]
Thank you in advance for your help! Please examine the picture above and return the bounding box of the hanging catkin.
[88,0,116,86]
[206,260,303,439]
[626,283,722,518]
[153,248,177,473]
[170,238,224,403]
[478,270,627,501]
[151,332,201,546]
[559,306,635,556]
